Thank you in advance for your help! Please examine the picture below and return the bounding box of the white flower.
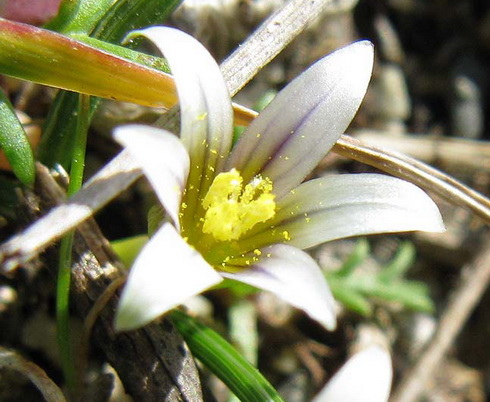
[113,27,444,331]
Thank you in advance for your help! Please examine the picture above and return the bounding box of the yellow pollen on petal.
[201,168,276,241]
[304,213,311,223]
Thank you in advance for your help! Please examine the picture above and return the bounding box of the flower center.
[201,168,276,242]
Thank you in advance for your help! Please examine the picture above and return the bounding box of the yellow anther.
[202,168,276,241]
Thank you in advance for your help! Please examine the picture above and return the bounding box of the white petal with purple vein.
[114,124,189,229]
[313,346,392,402]
[227,41,374,198]
[241,174,445,251]
[115,223,222,331]
[133,27,233,187]
[222,244,336,330]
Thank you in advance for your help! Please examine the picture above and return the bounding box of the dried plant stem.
[334,136,490,223]
[221,0,358,95]
[0,346,66,402]
[354,129,490,171]
[76,276,126,398]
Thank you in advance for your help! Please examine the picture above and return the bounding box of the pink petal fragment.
[313,346,392,402]
[0,0,61,25]
[115,223,222,332]
[222,244,336,330]
[227,41,374,198]
[114,124,189,229]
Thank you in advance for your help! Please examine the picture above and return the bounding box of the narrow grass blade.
[0,19,177,108]
[171,310,284,402]
[44,0,115,33]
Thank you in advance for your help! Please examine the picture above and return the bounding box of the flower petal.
[114,124,189,229]
[313,346,392,402]
[222,244,336,330]
[226,41,374,198]
[115,223,222,332]
[241,174,445,251]
[132,27,234,199]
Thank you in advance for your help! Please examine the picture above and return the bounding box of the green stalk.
[56,94,90,391]
[56,232,76,390]
[171,310,284,402]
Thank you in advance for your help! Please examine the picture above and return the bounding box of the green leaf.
[368,281,434,313]
[68,34,170,71]
[326,240,434,315]
[171,310,284,402]
[0,19,176,108]
[377,241,416,283]
[326,276,372,316]
[44,0,115,34]
[40,94,99,169]
[335,238,370,277]
[91,0,182,44]
[0,89,35,186]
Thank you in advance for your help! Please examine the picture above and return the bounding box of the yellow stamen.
[202,168,276,241]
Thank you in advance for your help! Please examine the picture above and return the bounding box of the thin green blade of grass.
[44,0,115,33]
[0,19,176,108]
[171,310,284,402]
[56,94,91,393]
[91,0,182,44]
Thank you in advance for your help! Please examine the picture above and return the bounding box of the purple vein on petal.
[237,174,445,251]
[227,41,374,198]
